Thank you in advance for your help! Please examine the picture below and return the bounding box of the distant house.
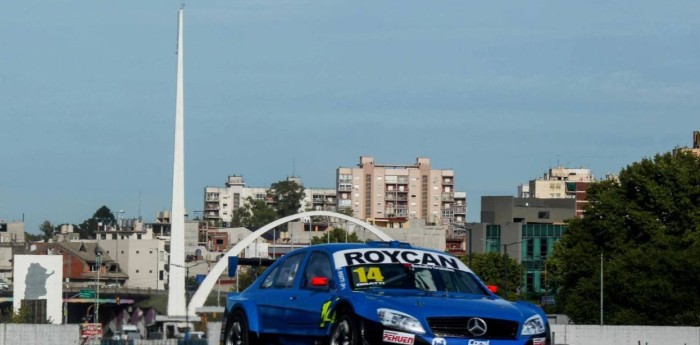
[31,242,128,288]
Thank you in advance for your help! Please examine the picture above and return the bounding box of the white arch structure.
[187,211,394,315]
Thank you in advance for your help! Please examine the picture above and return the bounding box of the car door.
[255,252,305,334]
[283,251,336,337]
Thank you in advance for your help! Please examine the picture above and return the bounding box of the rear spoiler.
[228,256,276,277]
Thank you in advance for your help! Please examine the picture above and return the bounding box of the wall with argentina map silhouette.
[13,255,63,324]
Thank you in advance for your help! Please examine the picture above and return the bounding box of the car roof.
[296,241,449,256]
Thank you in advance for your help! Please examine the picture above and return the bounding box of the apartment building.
[336,156,466,226]
[0,222,27,280]
[519,166,595,218]
[99,239,166,290]
[203,175,336,228]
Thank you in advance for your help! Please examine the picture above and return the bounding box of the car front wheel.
[225,310,254,345]
[329,311,359,345]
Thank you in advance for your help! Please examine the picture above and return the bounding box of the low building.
[0,222,28,280]
[98,239,165,290]
[470,196,576,295]
[31,242,128,288]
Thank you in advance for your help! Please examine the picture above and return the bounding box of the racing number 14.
[352,267,384,283]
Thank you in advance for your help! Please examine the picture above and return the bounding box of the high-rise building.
[336,156,466,226]
[519,166,594,218]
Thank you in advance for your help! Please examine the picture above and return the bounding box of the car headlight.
[377,308,426,334]
[521,314,546,336]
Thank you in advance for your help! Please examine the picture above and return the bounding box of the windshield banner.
[332,249,471,272]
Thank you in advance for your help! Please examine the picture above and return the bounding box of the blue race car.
[222,241,550,345]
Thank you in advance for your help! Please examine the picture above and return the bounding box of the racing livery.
[222,241,550,345]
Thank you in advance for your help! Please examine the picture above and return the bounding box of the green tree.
[461,252,523,299]
[25,232,42,242]
[39,220,56,242]
[268,180,305,219]
[310,228,363,245]
[0,304,52,324]
[78,206,116,239]
[550,151,700,325]
[231,197,277,227]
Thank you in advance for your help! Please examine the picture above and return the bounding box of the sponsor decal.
[382,330,415,345]
[352,266,385,286]
[319,298,339,328]
[467,340,489,345]
[532,337,546,345]
[431,338,447,345]
[333,249,471,272]
[337,268,346,290]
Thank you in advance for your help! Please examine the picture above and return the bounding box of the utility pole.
[600,252,604,326]
[502,238,529,299]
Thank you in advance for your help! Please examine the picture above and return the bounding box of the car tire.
[224,310,255,345]
[329,310,360,345]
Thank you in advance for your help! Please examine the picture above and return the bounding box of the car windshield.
[347,263,488,295]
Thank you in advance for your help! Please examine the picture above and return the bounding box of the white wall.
[0,324,80,345]
[550,325,700,345]
[12,255,63,324]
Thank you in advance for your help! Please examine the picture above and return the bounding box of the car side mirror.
[311,277,329,287]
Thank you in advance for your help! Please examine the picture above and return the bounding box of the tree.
[310,228,363,245]
[268,180,305,219]
[550,151,700,325]
[461,252,523,299]
[25,232,42,242]
[0,304,53,324]
[78,206,116,239]
[39,220,56,242]
[231,197,277,227]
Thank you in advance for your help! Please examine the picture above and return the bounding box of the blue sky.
[2,1,699,233]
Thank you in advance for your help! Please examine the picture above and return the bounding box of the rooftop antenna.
[292,157,296,177]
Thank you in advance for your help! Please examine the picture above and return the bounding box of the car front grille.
[426,317,519,339]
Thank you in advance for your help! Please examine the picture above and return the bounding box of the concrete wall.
[1,324,698,345]
[551,325,700,345]
[0,324,80,345]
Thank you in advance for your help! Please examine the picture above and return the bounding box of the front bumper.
[360,318,550,345]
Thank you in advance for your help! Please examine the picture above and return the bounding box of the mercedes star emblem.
[467,317,488,337]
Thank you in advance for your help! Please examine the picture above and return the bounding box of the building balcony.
[441,193,454,202]
[205,205,220,210]
[338,185,352,192]
[453,205,467,214]
[442,178,454,185]
[204,212,220,219]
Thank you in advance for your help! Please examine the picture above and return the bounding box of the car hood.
[351,290,531,321]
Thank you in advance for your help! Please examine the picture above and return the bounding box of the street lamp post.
[94,250,102,324]
[171,261,206,343]
[502,239,529,299]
